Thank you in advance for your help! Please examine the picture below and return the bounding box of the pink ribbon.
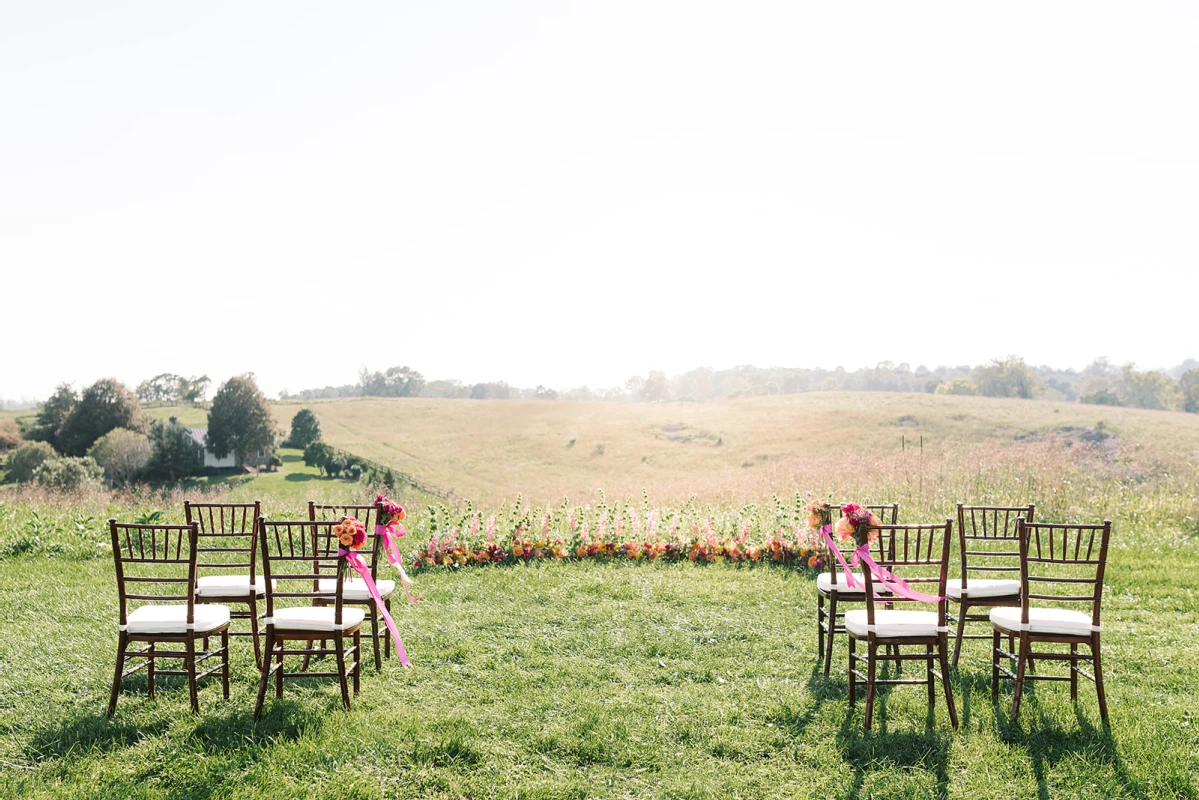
[341,548,411,667]
[820,523,942,603]
[852,545,944,604]
[375,523,420,603]
[815,522,863,592]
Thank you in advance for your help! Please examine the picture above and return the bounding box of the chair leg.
[1070,642,1079,700]
[249,596,262,668]
[816,594,826,661]
[926,643,935,705]
[384,597,392,660]
[275,638,285,699]
[939,634,958,729]
[353,628,362,695]
[254,629,274,720]
[336,632,351,710]
[864,642,878,730]
[147,642,156,700]
[1011,633,1029,719]
[185,635,200,715]
[823,595,838,677]
[848,636,857,706]
[1093,634,1109,724]
[221,628,231,700]
[991,627,1001,703]
[951,601,968,668]
[369,604,382,671]
[108,631,128,717]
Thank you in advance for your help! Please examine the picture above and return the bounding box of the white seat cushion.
[126,604,231,635]
[845,609,942,638]
[196,575,271,597]
[817,571,890,594]
[945,578,1020,599]
[268,607,366,632]
[990,607,1096,636]
[318,577,395,601]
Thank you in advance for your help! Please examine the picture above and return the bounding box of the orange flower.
[338,531,355,546]
[575,545,588,558]
[808,555,818,567]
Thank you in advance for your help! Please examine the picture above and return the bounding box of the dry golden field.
[269,392,1199,506]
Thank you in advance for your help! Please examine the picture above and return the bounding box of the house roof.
[185,427,208,449]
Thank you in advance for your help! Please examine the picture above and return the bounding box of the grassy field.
[2,393,1199,798]
[269,393,1199,504]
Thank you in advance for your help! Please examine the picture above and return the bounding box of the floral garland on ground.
[407,494,832,573]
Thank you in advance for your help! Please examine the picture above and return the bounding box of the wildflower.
[808,555,818,568]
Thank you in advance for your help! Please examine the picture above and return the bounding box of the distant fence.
[322,445,451,499]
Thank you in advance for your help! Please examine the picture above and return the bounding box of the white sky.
[3,1,1197,401]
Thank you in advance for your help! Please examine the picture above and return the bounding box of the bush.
[6,441,57,483]
[33,456,104,492]
[88,428,152,485]
[145,419,204,481]
[0,419,23,452]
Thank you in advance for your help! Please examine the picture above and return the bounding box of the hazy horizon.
[5,2,1197,402]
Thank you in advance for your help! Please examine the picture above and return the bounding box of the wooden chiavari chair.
[254,518,363,718]
[991,519,1112,723]
[108,519,230,716]
[307,501,395,670]
[846,520,957,730]
[816,503,899,676]
[184,500,264,666]
[947,503,1035,667]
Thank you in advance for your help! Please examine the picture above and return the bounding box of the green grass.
[1,521,1197,798]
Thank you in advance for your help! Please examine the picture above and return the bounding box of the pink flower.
[351,528,367,548]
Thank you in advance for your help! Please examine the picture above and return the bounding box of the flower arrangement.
[834,503,882,547]
[804,499,834,530]
[377,494,406,526]
[334,516,368,550]
[408,493,827,573]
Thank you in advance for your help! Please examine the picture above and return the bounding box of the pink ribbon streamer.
[852,545,944,604]
[375,523,420,603]
[342,548,411,667]
[820,523,942,603]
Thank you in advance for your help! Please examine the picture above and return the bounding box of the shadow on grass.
[834,699,954,800]
[992,688,1134,800]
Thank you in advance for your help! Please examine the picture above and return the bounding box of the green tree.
[971,357,1042,399]
[206,375,276,468]
[934,378,979,396]
[88,427,152,485]
[59,379,143,456]
[1120,366,1182,411]
[145,419,204,480]
[287,409,322,449]
[180,375,211,405]
[1180,368,1199,414]
[30,384,77,448]
[136,373,185,403]
[359,366,426,397]
[303,441,335,474]
[6,441,56,483]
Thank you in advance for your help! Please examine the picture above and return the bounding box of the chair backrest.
[1016,519,1111,630]
[859,520,953,627]
[257,518,350,623]
[184,500,262,587]
[308,501,383,579]
[110,519,199,628]
[823,502,900,587]
[955,503,1034,590]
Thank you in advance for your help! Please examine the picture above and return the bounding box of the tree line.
[279,357,1199,413]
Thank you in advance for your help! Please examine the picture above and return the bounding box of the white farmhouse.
[169,417,269,470]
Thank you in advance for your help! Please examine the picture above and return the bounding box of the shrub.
[33,456,104,492]
[6,441,57,483]
[88,428,152,485]
[0,419,23,452]
[145,419,204,480]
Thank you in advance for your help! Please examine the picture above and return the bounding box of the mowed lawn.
[2,530,1197,800]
